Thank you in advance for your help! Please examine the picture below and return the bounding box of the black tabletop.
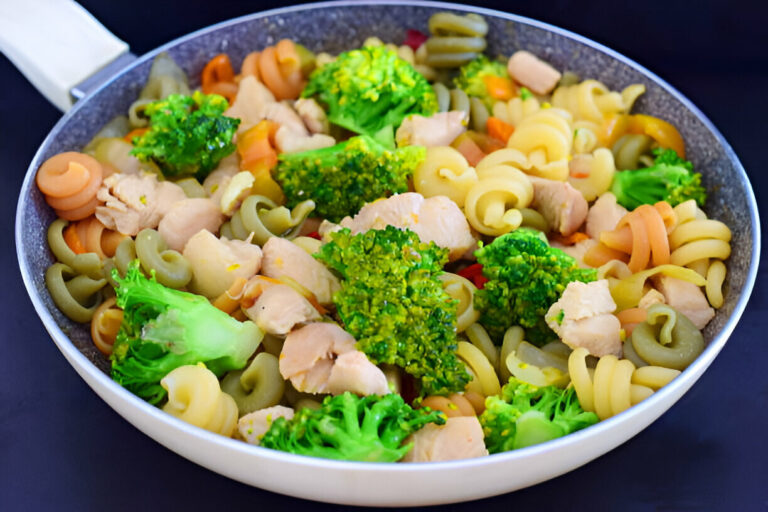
[2,1,766,510]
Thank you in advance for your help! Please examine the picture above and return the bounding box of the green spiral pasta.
[220,195,315,246]
[612,133,654,170]
[432,83,489,132]
[173,177,207,198]
[629,304,705,370]
[221,353,285,415]
[424,12,488,68]
[47,219,103,279]
[134,229,193,289]
[45,263,106,323]
[128,52,190,128]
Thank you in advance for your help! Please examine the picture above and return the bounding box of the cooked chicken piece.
[203,153,240,205]
[326,351,390,396]
[551,238,597,269]
[262,101,308,136]
[339,192,476,261]
[183,229,263,298]
[638,289,666,309]
[245,284,321,336]
[95,173,186,236]
[279,323,388,396]
[546,280,622,357]
[530,176,588,236]
[158,198,223,252]
[586,192,628,240]
[274,125,336,154]
[402,416,488,463]
[294,98,330,134]
[395,111,468,147]
[652,276,714,329]
[507,50,562,96]
[261,237,341,305]
[238,406,295,445]
[225,75,276,133]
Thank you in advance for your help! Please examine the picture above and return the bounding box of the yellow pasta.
[706,260,727,308]
[567,147,616,201]
[551,79,645,124]
[161,363,238,437]
[507,108,573,181]
[413,146,478,207]
[492,96,542,127]
[465,323,499,369]
[456,341,501,397]
[438,272,480,332]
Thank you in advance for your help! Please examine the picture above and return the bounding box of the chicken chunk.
[183,229,262,298]
[402,416,488,463]
[245,284,321,336]
[530,176,588,236]
[395,111,468,147]
[261,237,341,305]
[653,276,714,329]
[546,280,622,357]
[238,406,295,445]
[262,101,308,136]
[638,289,665,309]
[586,192,628,240]
[95,173,186,236]
[339,192,476,261]
[274,125,336,154]
[551,238,597,269]
[507,50,562,96]
[279,323,388,396]
[294,98,330,134]
[203,153,240,205]
[158,198,223,252]
[225,76,276,133]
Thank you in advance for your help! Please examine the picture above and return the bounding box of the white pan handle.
[0,0,129,111]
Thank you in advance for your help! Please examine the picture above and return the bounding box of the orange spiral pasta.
[201,53,238,103]
[420,393,480,417]
[241,40,305,100]
[68,216,126,259]
[586,201,677,273]
[90,297,123,356]
[36,152,104,221]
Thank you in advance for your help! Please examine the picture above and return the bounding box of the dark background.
[2,1,766,510]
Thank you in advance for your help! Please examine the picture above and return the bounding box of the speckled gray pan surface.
[17,2,759,377]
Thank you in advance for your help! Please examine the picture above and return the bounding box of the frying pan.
[7,0,760,506]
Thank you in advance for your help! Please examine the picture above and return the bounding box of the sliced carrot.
[486,116,515,143]
[551,231,591,246]
[603,114,631,148]
[238,121,279,171]
[124,128,148,143]
[628,114,686,159]
[63,222,86,254]
[483,75,516,101]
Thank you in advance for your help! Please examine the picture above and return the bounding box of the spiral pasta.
[90,296,123,356]
[491,96,542,127]
[413,146,478,208]
[91,137,161,176]
[161,364,239,437]
[201,53,238,103]
[36,152,103,221]
[221,353,285,415]
[241,40,305,100]
[612,133,654,170]
[68,216,126,259]
[438,272,480,332]
[45,262,106,323]
[464,149,534,235]
[567,148,616,202]
[552,80,645,124]
[134,229,193,289]
[47,219,104,279]
[456,340,501,397]
[628,304,705,370]
[423,12,488,68]
[128,52,190,128]
[219,195,315,246]
[507,108,573,181]
[83,115,130,154]
[432,83,489,131]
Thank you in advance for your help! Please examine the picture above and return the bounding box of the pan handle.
[0,0,130,111]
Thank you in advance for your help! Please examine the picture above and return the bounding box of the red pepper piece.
[403,29,428,51]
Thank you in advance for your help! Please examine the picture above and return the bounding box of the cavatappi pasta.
[34,11,733,463]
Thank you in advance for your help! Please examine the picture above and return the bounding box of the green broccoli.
[453,55,509,108]
[276,135,425,222]
[131,91,240,179]
[315,226,470,396]
[474,228,597,345]
[480,377,598,453]
[302,45,438,146]
[260,392,445,462]
[110,262,261,404]
[610,148,707,210]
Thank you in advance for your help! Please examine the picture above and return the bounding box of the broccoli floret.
[315,226,470,396]
[453,55,509,108]
[610,148,707,210]
[480,377,598,453]
[110,262,261,404]
[474,228,597,345]
[302,46,438,145]
[131,91,239,179]
[260,392,445,462]
[276,135,425,222]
